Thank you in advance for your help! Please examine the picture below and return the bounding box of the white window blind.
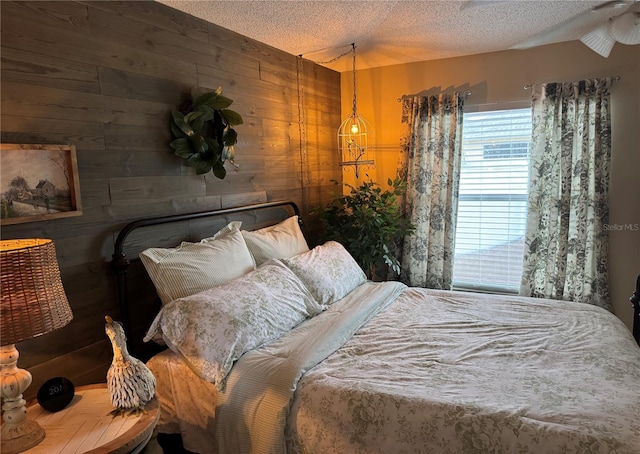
[452,108,532,293]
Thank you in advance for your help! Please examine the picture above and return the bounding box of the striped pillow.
[140,229,255,305]
[242,216,309,266]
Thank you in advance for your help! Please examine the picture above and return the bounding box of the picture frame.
[1,144,83,225]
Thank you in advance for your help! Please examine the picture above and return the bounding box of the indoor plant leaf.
[195,161,213,175]
[183,111,203,124]
[193,92,233,110]
[192,134,208,154]
[212,161,226,179]
[223,128,238,146]
[192,105,214,131]
[220,109,244,126]
[170,139,196,159]
[204,136,221,155]
[207,95,234,110]
[170,121,188,139]
[192,92,218,109]
[174,148,195,159]
[171,113,195,137]
[169,137,189,151]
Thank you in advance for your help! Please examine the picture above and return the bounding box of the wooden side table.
[24,384,159,454]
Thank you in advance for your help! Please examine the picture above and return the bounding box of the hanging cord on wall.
[350,44,358,115]
[299,43,354,65]
[296,43,351,211]
[296,55,309,213]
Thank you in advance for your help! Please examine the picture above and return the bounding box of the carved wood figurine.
[104,315,156,416]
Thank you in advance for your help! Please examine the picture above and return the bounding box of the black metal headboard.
[111,200,301,358]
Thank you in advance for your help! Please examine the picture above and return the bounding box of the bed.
[112,201,640,454]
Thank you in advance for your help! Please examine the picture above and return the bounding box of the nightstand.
[24,384,159,454]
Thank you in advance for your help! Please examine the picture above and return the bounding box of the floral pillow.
[282,241,367,305]
[139,227,255,305]
[241,216,309,266]
[144,261,323,389]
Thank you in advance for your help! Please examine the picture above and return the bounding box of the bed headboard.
[111,200,301,359]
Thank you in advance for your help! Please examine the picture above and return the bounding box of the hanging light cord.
[351,43,358,116]
[302,43,354,65]
[296,56,309,212]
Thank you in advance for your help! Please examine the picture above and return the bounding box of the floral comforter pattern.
[285,288,640,454]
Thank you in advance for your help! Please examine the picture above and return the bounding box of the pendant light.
[338,43,373,178]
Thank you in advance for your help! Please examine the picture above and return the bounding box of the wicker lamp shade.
[1,239,73,345]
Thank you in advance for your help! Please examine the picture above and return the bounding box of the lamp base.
[1,344,45,453]
[1,418,45,454]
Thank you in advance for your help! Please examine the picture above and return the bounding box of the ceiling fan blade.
[459,0,509,11]
[611,10,640,44]
[580,22,616,57]
[592,0,634,11]
[511,11,604,49]
[510,0,635,50]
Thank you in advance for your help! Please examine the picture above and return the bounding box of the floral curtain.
[397,93,464,289]
[520,78,612,310]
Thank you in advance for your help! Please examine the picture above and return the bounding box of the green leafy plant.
[169,88,243,178]
[314,178,414,279]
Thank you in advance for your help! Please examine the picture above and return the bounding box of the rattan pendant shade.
[0,239,73,346]
[338,43,374,178]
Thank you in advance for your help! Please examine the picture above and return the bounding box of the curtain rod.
[523,75,621,90]
[397,91,471,102]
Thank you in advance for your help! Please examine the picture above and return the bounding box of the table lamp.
[0,239,73,454]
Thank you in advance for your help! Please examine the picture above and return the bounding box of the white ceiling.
[157,0,634,72]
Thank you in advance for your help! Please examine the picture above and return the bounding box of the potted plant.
[314,178,414,280]
[169,87,243,178]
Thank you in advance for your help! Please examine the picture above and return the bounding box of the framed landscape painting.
[1,144,83,225]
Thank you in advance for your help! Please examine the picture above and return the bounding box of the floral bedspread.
[214,281,406,454]
[285,288,640,454]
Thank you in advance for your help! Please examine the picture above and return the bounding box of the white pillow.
[181,220,243,247]
[144,262,323,389]
[139,228,255,305]
[201,220,242,241]
[241,216,309,266]
[281,241,367,305]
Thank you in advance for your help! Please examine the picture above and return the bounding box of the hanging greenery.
[169,87,243,178]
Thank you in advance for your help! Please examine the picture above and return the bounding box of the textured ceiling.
[157,0,631,72]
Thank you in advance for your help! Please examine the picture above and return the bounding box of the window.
[483,142,529,160]
[452,107,532,293]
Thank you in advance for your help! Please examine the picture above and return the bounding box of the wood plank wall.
[0,0,342,397]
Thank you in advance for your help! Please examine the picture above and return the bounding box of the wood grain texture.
[0,0,341,392]
[26,385,159,454]
[1,47,100,93]
[80,0,210,43]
